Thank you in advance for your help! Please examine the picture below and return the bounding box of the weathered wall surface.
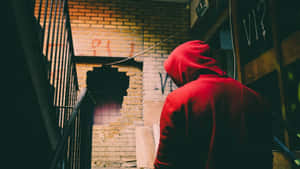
[68,1,189,168]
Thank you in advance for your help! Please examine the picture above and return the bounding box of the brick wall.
[69,0,190,168]
[34,1,300,169]
[69,0,190,57]
[77,64,142,168]
[69,0,188,123]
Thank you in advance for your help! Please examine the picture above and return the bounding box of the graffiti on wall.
[91,39,102,56]
[233,0,273,66]
[159,72,175,95]
[91,39,135,57]
[241,0,268,47]
[129,42,135,57]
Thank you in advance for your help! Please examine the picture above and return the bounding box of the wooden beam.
[282,31,300,66]
[243,31,300,84]
[243,48,278,84]
[74,56,143,69]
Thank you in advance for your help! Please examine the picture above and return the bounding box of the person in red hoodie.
[154,40,271,169]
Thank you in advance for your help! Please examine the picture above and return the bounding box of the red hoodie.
[154,40,271,169]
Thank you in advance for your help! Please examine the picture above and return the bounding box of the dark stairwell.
[5,1,94,169]
[4,1,300,169]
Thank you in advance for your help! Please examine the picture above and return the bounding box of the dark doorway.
[247,71,282,150]
[87,66,129,125]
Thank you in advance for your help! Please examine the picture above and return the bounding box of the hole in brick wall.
[87,66,129,125]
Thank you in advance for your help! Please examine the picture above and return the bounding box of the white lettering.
[242,0,267,46]
[257,0,267,40]
[252,9,259,40]
[242,13,252,46]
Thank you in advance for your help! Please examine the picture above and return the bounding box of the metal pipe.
[68,70,75,136]
[76,116,80,169]
[41,0,49,49]
[70,82,76,169]
[78,111,82,169]
[69,73,74,114]
[44,0,54,72]
[70,119,75,169]
[57,14,67,113]
[73,64,79,91]
[65,0,75,60]
[75,111,80,169]
[64,35,73,115]
[49,88,88,169]
[59,24,67,129]
[61,42,69,131]
[72,117,78,169]
[66,135,71,169]
[52,0,63,105]
[61,42,70,112]
[48,0,59,82]
[37,0,43,24]
[72,78,78,169]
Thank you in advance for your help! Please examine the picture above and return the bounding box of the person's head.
[164,40,226,87]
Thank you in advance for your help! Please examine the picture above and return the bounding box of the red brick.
[104,25,117,29]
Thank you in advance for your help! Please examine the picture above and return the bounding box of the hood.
[164,40,226,86]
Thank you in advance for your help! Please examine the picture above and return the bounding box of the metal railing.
[273,136,300,169]
[33,1,94,169]
[49,88,94,169]
[34,0,78,131]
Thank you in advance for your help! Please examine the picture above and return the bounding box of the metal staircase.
[7,1,94,169]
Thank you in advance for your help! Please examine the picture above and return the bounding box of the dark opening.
[247,71,283,150]
[87,66,129,125]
